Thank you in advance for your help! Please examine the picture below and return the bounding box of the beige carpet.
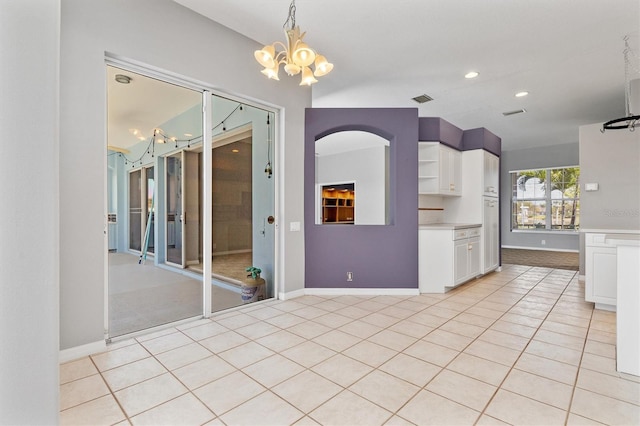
[501,248,579,271]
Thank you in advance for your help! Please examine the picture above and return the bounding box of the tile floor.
[60,264,640,425]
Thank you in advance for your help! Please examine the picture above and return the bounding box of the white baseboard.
[279,287,420,299]
[578,274,585,282]
[502,245,579,253]
[279,288,306,300]
[59,340,106,364]
[304,287,420,297]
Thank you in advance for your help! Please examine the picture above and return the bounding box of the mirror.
[315,131,390,225]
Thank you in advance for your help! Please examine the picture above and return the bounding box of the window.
[511,167,580,231]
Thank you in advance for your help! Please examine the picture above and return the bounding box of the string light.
[108,103,244,165]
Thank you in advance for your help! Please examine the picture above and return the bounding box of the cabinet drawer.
[453,229,469,240]
[454,228,480,240]
[467,227,481,238]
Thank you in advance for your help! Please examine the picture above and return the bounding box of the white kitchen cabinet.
[439,144,462,196]
[443,149,500,274]
[483,197,499,273]
[419,225,481,293]
[483,151,499,197]
[585,233,617,310]
[418,142,461,196]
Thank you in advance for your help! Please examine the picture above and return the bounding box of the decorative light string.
[109,103,275,178]
[108,103,244,167]
[265,112,273,178]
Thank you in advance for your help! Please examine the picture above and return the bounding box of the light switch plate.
[585,183,599,191]
[289,221,301,232]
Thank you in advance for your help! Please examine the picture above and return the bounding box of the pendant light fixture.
[601,35,640,132]
[254,0,333,86]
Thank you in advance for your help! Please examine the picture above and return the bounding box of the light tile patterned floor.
[60,264,640,425]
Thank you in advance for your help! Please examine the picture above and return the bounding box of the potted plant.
[241,266,265,303]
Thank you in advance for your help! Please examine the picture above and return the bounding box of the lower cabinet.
[585,233,617,310]
[419,226,481,293]
[483,197,499,273]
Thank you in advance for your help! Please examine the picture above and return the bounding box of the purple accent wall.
[418,117,464,150]
[462,127,502,156]
[305,108,419,289]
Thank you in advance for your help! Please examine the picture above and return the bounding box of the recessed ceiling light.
[137,136,146,141]
[114,74,131,84]
[184,133,193,137]
[465,71,479,79]
[515,91,529,97]
[232,149,239,153]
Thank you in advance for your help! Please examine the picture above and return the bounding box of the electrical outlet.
[541,240,546,245]
[347,272,353,281]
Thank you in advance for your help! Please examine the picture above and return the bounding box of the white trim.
[511,229,579,236]
[279,288,306,300]
[508,165,579,174]
[59,340,107,364]
[305,288,420,297]
[578,274,585,282]
[108,315,203,343]
[580,229,640,234]
[202,90,213,317]
[502,245,579,253]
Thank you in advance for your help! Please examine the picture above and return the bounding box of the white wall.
[317,145,387,225]
[60,0,310,350]
[0,0,60,422]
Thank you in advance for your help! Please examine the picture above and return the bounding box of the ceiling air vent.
[502,108,527,116]
[412,94,434,104]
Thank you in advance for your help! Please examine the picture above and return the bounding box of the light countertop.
[419,223,481,230]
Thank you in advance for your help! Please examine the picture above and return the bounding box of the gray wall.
[579,122,640,272]
[500,142,580,252]
[60,0,310,350]
[0,0,60,422]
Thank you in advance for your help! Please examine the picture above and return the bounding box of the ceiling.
[107,66,202,150]
[174,0,639,151]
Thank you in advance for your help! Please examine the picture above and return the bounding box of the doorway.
[106,64,278,338]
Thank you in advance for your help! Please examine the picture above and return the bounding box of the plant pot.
[240,276,266,304]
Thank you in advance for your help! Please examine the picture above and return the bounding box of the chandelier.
[254,0,333,86]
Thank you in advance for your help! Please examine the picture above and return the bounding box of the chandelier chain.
[623,36,640,117]
[283,0,296,30]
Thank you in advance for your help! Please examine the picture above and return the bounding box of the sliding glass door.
[106,63,278,338]
[209,95,276,312]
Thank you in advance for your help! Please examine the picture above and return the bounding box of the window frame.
[510,166,580,233]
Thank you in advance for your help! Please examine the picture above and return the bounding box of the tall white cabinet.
[444,149,500,274]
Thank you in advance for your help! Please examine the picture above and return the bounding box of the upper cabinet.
[418,142,461,196]
[483,151,499,197]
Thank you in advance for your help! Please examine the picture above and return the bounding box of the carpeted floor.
[501,248,579,271]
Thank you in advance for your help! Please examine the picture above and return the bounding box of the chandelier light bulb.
[300,66,318,86]
[292,42,315,67]
[261,64,280,80]
[254,45,275,68]
[284,62,301,76]
[313,55,333,77]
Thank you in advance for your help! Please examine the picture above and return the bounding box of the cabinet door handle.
[468,244,473,250]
